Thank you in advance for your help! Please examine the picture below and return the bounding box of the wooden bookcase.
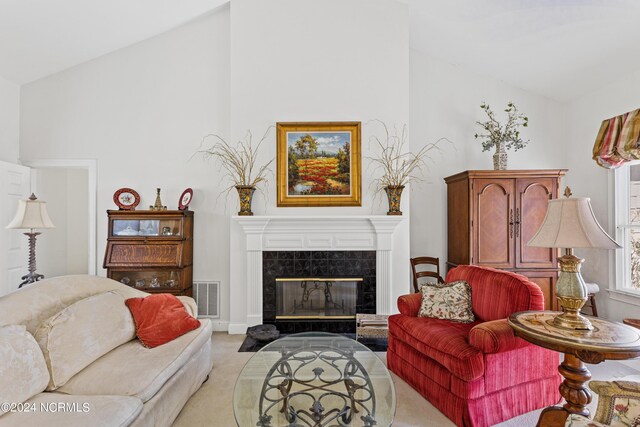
[444,169,567,310]
[103,210,193,296]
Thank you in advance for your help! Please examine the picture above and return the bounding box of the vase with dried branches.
[369,121,446,215]
[474,102,529,170]
[198,128,273,216]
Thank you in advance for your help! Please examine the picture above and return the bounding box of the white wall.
[409,50,569,266]
[564,70,640,320]
[228,0,411,330]
[0,75,20,164]
[66,169,89,274]
[20,7,232,328]
[34,169,67,278]
[33,168,88,278]
[229,0,410,214]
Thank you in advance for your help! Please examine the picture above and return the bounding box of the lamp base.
[18,231,44,289]
[19,271,45,288]
[553,296,593,330]
[553,253,593,331]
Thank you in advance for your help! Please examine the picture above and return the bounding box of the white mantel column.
[231,217,269,333]
[370,217,401,315]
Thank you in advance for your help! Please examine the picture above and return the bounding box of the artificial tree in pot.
[198,128,273,216]
[474,102,529,170]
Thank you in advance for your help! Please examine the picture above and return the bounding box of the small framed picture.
[139,220,160,236]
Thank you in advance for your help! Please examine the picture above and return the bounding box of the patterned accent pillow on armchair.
[417,280,475,323]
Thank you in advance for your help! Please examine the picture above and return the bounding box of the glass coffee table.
[233,332,396,427]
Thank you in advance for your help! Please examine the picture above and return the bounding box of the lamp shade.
[6,194,55,230]
[528,197,620,249]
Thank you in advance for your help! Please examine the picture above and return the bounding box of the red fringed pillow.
[125,293,201,348]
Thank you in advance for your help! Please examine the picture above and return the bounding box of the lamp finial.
[563,187,572,198]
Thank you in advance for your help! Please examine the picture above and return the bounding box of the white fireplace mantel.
[228,215,405,334]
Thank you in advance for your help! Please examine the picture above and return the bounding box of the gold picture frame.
[277,122,361,207]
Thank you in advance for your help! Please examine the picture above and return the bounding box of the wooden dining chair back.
[410,256,444,293]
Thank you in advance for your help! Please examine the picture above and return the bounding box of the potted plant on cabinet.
[198,128,273,216]
[475,102,529,170]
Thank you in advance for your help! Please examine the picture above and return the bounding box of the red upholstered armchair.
[387,265,560,427]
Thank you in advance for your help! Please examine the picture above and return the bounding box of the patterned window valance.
[593,108,640,169]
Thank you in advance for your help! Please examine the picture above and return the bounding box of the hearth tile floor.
[172,332,640,427]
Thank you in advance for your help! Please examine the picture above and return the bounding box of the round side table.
[509,311,640,427]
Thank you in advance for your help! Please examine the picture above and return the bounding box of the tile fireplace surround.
[264,251,376,334]
[229,215,405,334]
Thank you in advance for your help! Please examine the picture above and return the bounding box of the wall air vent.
[193,281,220,318]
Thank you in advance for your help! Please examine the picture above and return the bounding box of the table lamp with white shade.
[6,193,55,288]
[528,188,621,331]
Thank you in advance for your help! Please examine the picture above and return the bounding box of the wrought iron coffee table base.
[257,344,378,427]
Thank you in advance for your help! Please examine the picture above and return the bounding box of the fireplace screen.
[275,278,361,319]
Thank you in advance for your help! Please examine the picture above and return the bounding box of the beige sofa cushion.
[34,291,136,390]
[57,319,212,402]
[0,275,147,334]
[0,393,142,427]
[0,325,49,416]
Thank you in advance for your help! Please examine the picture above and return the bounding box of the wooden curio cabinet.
[444,170,567,310]
[103,210,194,296]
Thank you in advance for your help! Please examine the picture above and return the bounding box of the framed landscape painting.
[277,122,361,207]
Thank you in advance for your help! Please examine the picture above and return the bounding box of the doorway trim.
[23,159,97,275]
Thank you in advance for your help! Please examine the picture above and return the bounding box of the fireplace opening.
[275,278,361,320]
[263,250,376,334]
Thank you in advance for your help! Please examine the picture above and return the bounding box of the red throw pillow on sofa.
[125,293,200,348]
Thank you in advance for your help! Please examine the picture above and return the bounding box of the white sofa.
[0,275,213,427]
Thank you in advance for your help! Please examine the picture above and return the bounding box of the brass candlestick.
[150,188,167,211]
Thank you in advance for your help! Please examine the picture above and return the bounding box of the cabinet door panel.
[473,179,515,268]
[518,270,558,310]
[516,178,558,268]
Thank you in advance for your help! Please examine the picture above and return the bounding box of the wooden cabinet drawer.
[105,241,183,267]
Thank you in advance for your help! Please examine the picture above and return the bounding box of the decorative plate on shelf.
[113,188,140,210]
[178,188,193,210]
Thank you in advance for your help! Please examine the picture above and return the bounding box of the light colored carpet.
[172,332,640,427]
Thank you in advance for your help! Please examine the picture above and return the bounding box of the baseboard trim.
[209,320,229,332]
[228,323,248,334]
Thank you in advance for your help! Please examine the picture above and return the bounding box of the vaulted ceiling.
[409,0,640,101]
[1,0,640,102]
[0,0,227,84]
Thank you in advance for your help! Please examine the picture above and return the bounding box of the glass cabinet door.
[111,218,182,237]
